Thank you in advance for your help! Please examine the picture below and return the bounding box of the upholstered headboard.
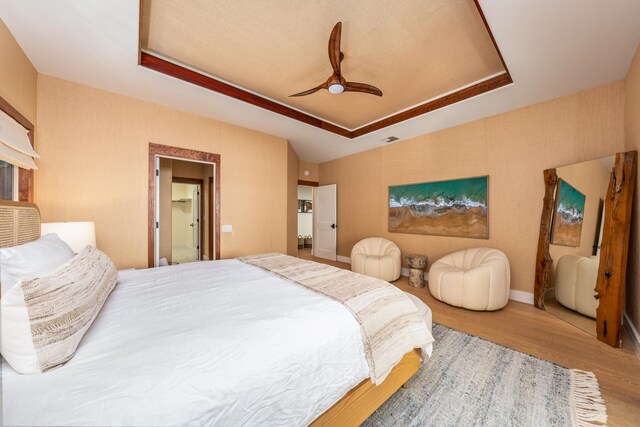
[0,200,41,248]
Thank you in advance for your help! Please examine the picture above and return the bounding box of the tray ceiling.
[140,0,509,135]
[5,1,638,162]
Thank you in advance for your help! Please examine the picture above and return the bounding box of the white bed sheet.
[2,259,431,426]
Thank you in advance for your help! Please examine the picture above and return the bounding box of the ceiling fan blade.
[344,82,383,96]
[328,22,342,75]
[290,83,327,97]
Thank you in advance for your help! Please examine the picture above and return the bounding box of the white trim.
[509,290,534,305]
[336,255,351,264]
[623,311,640,359]
[153,156,160,267]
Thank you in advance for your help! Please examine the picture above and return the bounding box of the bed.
[1,201,434,426]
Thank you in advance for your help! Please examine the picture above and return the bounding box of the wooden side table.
[406,254,427,288]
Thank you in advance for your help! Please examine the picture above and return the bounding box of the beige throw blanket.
[26,247,117,372]
[238,253,434,385]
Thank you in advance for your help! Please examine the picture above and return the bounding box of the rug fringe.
[570,369,608,427]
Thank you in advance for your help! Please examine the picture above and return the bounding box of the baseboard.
[623,312,640,359]
[509,290,534,305]
[338,254,531,303]
[337,255,351,264]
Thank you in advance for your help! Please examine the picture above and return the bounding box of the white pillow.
[1,246,117,374]
[0,233,75,295]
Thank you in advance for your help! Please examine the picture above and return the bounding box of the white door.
[313,184,337,261]
[192,185,200,260]
[153,156,160,267]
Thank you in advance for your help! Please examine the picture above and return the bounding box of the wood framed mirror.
[534,151,637,347]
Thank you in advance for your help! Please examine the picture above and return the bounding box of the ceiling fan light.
[328,84,344,94]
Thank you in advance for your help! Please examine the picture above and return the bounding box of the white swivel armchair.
[554,254,599,319]
[429,247,511,311]
[350,237,402,282]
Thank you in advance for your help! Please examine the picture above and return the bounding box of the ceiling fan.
[290,22,383,98]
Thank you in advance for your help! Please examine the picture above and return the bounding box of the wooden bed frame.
[312,349,422,426]
[0,200,423,426]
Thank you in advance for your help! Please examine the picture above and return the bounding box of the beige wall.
[35,75,293,268]
[320,82,625,293]
[0,18,37,125]
[298,160,319,182]
[549,158,611,286]
[287,143,299,255]
[624,45,640,333]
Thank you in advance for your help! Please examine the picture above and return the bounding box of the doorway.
[148,143,220,268]
[171,179,202,264]
[158,159,210,266]
[297,185,314,258]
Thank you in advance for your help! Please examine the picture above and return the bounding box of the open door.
[313,184,337,261]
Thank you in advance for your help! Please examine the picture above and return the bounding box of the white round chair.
[350,237,401,282]
[554,254,599,319]
[428,247,510,311]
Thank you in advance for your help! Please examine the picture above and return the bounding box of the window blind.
[0,108,38,170]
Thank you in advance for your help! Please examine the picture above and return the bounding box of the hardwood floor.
[544,295,597,338]
[298,250,640,426]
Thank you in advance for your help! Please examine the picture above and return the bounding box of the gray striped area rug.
[363,324,607,427]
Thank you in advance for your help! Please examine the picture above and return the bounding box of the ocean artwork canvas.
[551,179,585,247]
[388,176,489,238]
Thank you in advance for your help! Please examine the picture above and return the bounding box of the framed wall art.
[389,176,489,238]
[550,178,585,247]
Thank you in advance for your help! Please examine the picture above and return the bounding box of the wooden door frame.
[209,176,214,259]
[172,177,205,260]
[148,143,221,267]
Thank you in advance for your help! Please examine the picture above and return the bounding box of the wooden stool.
[406,254,427,288]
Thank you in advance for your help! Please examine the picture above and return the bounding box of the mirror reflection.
[544,155,614,337]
